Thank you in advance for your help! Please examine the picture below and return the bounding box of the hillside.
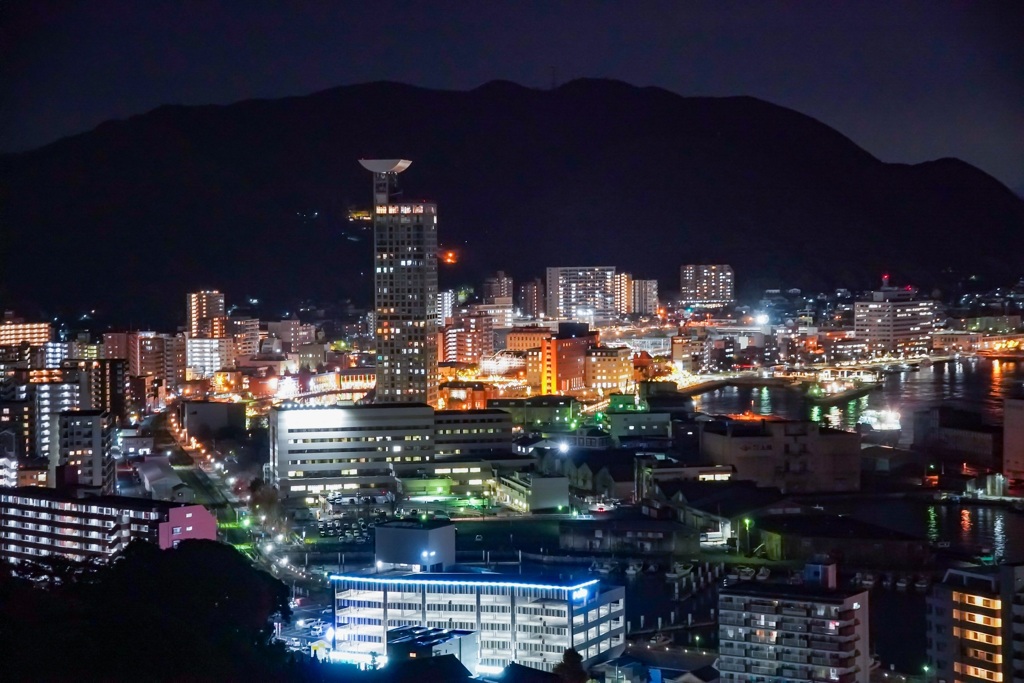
[2,79,1021,323]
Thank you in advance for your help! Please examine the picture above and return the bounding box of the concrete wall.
[375,522,456,570]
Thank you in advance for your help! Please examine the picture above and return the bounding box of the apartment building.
[0,487,216,568]
[718,574,870,683]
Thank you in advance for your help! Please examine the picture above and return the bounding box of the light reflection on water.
[926,506,938,543]
[693,359,1023,444]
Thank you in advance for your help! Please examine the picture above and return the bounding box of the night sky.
[2,1,1022,189]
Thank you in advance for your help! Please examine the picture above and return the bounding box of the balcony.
[751,665,779,676]
[781,653,810,664]
[718,661,747,673]
[720,616,746,627]
[782,606,809,617]
[751,604,779,615]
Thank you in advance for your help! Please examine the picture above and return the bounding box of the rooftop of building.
[377,519,454,531]
[435,409,511,418]
[652,479,786,519]
[755,513,922,542]
[0,486,202,512]
[331,568,605,590]
[700,418,852,437]
[720,579,866,603]
[559,515,696,535]
[275,402,433,412]
[488,396,578,407]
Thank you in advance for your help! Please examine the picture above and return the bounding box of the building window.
[172,527,182,535]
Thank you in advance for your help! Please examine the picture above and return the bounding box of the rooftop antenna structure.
[358,159,412,207]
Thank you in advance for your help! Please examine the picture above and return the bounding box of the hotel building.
[362,159,439,406]
[680,264,734,308]
[853,282,935,357]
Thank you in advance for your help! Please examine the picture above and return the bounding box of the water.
[692,358,1024,445]
[687,359,1024,671]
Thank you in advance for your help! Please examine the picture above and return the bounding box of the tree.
[552,647,588,683]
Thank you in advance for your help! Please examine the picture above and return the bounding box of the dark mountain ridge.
[2,78,1021,324]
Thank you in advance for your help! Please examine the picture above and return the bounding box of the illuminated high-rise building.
[361,159,438,406]
[545,266,616,326]
[187,290,225,338]
[853,278,935,357]
[613,272,633,315]
[679,264,734,308]
[632,279,659,316]
[482,271,514,302]
[927,563,1024,683]
[517,278,545,319]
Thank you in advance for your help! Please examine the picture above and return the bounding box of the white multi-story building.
[436,289,457,327]
[632,279,659,316]
[718,574,870,683]
[680,264,734,308]
[270,404,434,502]
[187,290,225,339]
[853,284,935,357]
[469,297,514,330]
[269,405,516,503]
[185,337,233,379]
[362,159,439,406]
[546,267,617,327]
[0,487,216,570]
[332,571,625,673]
[32,379,88,462]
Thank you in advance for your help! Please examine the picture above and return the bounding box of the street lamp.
[744,518,752,555]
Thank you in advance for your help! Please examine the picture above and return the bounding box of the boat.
[914,576,930,592]
[807,379,875,405]
[647,632,671,648]
[895,575,909,591]
[855,409,902,445]
[596,562,617,576]
[589,561,599,573]
[738,566,756,581]
[881,574,893,589]
[645,563,660,574]
[665,562,694,580]
[852,572,862,587]
[625,562,642,577]
[860,573,876,589]
[725,569,740,584]
[755,567,771,581]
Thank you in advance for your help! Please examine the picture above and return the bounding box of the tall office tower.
[436,289,457,327]
[614,272,633,315]
[57,410,115,494]
[927,563,1024,682]
[632,279,659,316]
[853,278,935,357]
[679,264,735,308]
[361,159,438,406]
[545,267,616,327]
[482,271,514,302]
[187,290,226,338]
[517,278,545,319]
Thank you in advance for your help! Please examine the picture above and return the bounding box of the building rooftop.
[720,580,866,603]
[755,513,922,542]
[331,569,603,591]
[654,479,786,519]
[0,486,200,513]
[378,519,454,531]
